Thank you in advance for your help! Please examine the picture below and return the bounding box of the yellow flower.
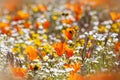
[42,35,47,39]
[98,26,107,33]
[6,15,11,21]
[87,41,92,47]
[80,39,85,46]
[43,44,53,53]
[89,35,94,40]
[32,33,39,39]
[32,6,39,12]
[12,47,20,53]
[52,15,58,20]
[34,39,41,46]
[110,23,119,32]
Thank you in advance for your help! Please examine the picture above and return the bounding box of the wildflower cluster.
[0,0,120,80]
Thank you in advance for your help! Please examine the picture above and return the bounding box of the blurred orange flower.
[66,3,82,21]
[0,22,9,27]
[38,4,47,12]
[15,25,23,34]
[62,27,76,40]
[25,46,39,60]
[24,22,31,28]
[72,62,81,73]
[53,42,67,56]
[65,46,74,58]
[61,19,73,24]
[17,10,30,20]
[11,67,27,78]
[115,42,120,54]
[110,12,120,21]
[64,62,81,73]
[68,72,84,80]
[35,22,41,29]
[43,20,50,29]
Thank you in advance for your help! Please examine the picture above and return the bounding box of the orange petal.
[25,46,39,60]
[43,20,50,29]
[11,67,27,78]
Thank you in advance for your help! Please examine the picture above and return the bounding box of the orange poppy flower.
[65,46,74,58]
[25,46,39,60]
[0,27,8,34]
[0,22,10,35]
[24,22,31,28]
[65,3,82,21]
[64,64,72,68]
[38,4,47,12]
[13,16,22,21]
[17,10,30,20]
[62,27,76,40]
[66,3,72,10]
[7,30,12,36]
[35,22,41,29]
[53,42,67,56]
[43,20,50,29]
[115,42,120,54]
[72,62,81,73]
[110,12,120,21]
[61,19,73,24]
[68,72,84,80]
[0,22,9,27]
[11,67,27,78]
[64,62,81,73]
[15,25,22,32]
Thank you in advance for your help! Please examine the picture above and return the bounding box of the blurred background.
[0,0,120,12]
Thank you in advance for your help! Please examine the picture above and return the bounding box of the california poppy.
[0,22,9,27]
[24,22,31,28]
[72,62,81,73]
[43,20,50,29]
[25,46,39,60]
[61,19,73,24]
[35,21,41,29]
[65,46,74,58]
[110,12,120,21]
[38,4,47,12]
[11,67,27,78]
[53,42,67,56]
[64,62,81,73]
[115,42,120,54]
[64,64,72,68]
[65,3,82,21]
[62,27,76,40]
[17,10,30,20]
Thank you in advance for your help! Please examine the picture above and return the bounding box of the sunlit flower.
[17,10,30,20]
[25,46,39,60]
[110,12,120,21]
[65,46,74,58]
[53,42,67,56]
[62,27,76,40]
